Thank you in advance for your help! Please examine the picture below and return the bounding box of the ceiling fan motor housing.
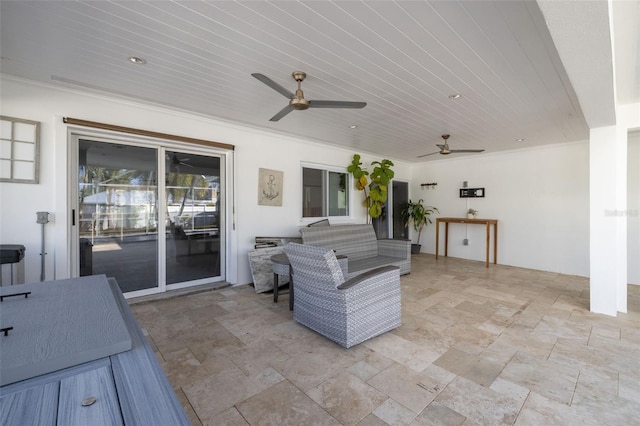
[291,90,310,110]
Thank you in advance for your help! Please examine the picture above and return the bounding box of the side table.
[270,253,293,310]
[271,253,348,311]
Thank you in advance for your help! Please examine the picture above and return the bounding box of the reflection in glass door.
[78,140,158,293]
[165,151,221,284]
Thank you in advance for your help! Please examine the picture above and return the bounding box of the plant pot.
[411,244,421,255]
[467,213,476,219]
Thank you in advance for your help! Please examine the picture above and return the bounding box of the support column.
[589,125,627,316]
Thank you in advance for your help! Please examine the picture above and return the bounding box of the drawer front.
[58,365,123,426]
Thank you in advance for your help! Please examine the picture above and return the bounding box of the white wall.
[0,76,411,286]
[409,142,590,277]
[629,131,640,285]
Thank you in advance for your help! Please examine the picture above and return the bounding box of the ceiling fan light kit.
[252,71,366,121]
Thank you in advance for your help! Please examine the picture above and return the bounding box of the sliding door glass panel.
[78,140,158,293]
[328,171,348,216]
[392,181,409,239]
[165,151,221,284]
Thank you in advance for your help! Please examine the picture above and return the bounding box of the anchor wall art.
[257,168,283,207]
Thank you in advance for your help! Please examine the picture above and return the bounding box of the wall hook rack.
[420,183,438,189]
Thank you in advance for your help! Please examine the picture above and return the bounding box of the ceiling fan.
[251,71,367,121]
[167,153,193,170]
[417,134,485,158]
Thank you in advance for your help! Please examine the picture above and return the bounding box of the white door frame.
[68,128,229,298]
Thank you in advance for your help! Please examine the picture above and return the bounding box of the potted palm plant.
[402,199,438,254]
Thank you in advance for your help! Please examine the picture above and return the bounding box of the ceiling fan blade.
[449,149,486,153]
[269,105,294,121]
[308,100,367,109]
[252,73,294,99]
[436,144,447,150]
[417,151,440,158]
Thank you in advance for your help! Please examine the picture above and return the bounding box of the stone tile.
[489,378,530,404]
[498,351,579,405]
[433,348,477,376]
[460,357,504,387]
[183,303,230,327]
[514,392,600,426]
[574,364,620,400]
[571,376,640,424]
[203,407,249,426]
[356,413,390,426]
[159,347,209,389]
[225,339,290,376]
[182,366,265,421]
[250,366,285,388]
[348,360,384,382]
[368,364,443,414]
[441,323,497,351]
[236,380,341,425]
[371,398,417,425]
[174,387,202,426]
[550,337,638,375]
[410,401,466,426]
[619,370,640,404]
[307,372,388,426]
[271,350,350,392]
[484,329,556,363]
[363,332,442,372]
[198,352,237,375]
[435,376,521,426]
[590,324,621,340]
[532,315,591,344]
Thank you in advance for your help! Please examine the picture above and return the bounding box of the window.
[0,116,40,183]
[302,166,349,218]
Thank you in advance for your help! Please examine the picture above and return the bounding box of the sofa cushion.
[348,256,407,276]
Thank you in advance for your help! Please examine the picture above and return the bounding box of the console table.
[435,217,498,267]
[0,275,189,425]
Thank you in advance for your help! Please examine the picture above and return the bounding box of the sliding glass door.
[75,137,224,296]
[78,139,159,293]
[165,151,221,284]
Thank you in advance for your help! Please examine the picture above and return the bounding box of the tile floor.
[130,255,640,425]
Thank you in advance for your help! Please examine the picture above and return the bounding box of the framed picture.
[258,168,283,206]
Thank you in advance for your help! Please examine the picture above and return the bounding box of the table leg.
[485,223,490,268]
[444,222,449,257]
[273,273,279,303]
[289,271,294,311]
[494,222,498,264]
[435,220,440,260]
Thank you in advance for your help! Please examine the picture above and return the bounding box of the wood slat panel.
[0,382,58,426]
[58,365,124,426]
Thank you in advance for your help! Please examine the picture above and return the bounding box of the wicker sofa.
[299,224,411,278]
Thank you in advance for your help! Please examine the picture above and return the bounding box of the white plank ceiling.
[0,1,596,161]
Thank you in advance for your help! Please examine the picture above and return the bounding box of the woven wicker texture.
[284,242,401,348]
[299,224,411,277]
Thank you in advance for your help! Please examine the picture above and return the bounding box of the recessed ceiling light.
[515,138,525,142]
[448,94,462,100]
[128,56,146,65]
[349,124,357,129]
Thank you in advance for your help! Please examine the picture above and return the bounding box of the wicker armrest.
[337,265,400,290]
